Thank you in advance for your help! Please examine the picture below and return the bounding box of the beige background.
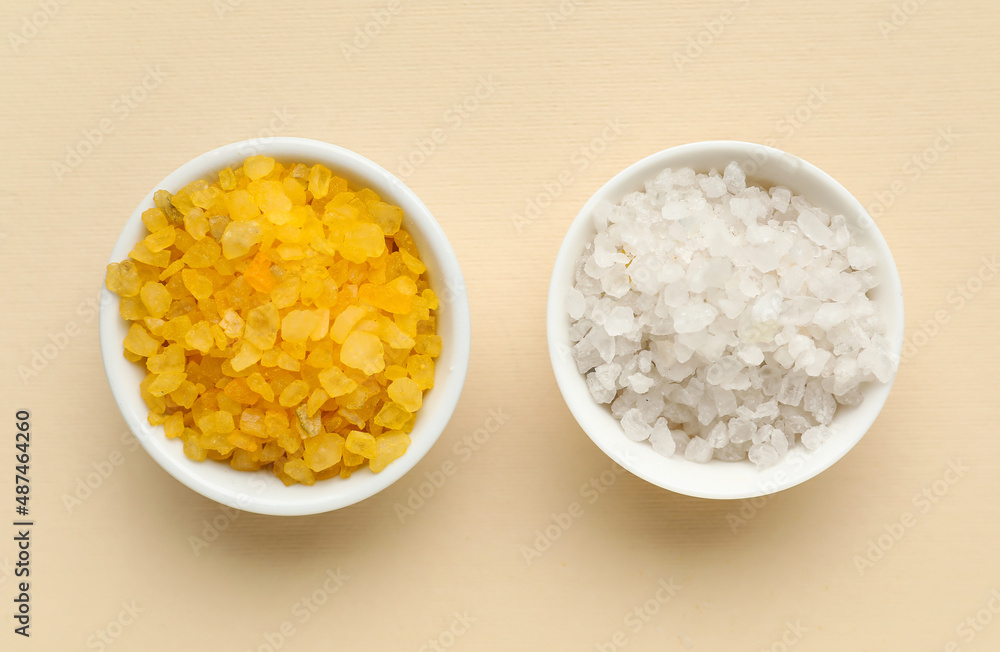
[2,0,998,649]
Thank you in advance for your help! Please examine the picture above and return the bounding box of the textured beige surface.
[2,0,999,649]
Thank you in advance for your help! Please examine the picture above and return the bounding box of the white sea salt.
[571,164,896,468]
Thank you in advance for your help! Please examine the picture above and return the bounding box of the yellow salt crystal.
[146,372,186,397]
[264,409,289,438]
[378,319,416,350]
[158,260,185,281]
[368,201,403,236]
[345,430,377,458]
[219,167,237,191]
[142,207,169,232]
[130,241,171,267]
[318,366,358,398]
[415,334,443,357]
[407,354,435,390]
[139,282,171,319]
[105,261,142,297]
[384,365,408,381]
[374,402,410,430]
[278,379,309,407]
[124,323,159,357]
[239,408,266,437]
[221,220,262,259]
[197,410,235,434]
[341,448,364,467]
[370,431,410,472]
[244,155,275,180]
[184,208,210,240]
[182,237,221,268]
[182,434,208,461]
[340,223,386,262]
[309,308,330,340]
[401,249,427,275]
[227,431,259,452]
[276,351,301,371]
[303,431,344,472]
[169,380,200,408]
[280,309,319,343]
[307,388,329,416]
[340,331,385,375]
[184,321,214,354]
[270,275,301,309]
[230,341,263,371]
[163,412,184,439]
[225,189,261,221]
[387,377,422,412]
[331,305,368,343]
[147,343,185,374]
[308,164,333,198]
[283,176,307,205]
[247,372,274,402]
[244,303,279,350]
[144,225,176,253]
[218,309,245,339]
[181,269,213,300]
[282,458,316,485]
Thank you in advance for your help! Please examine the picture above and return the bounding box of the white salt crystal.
[769,186,791,213]
[604,306,634,336]
[566,287,586,320]
[567,162,895,468]
[684,436,714,463]
[649,418,676,457]
[621,408,652,441]
[672,302,718,333]
[801,425,832,451]
[628,373,655,394]
[748,443,779,469]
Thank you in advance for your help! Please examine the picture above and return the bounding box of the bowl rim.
[546,140,904,500]
[99,136,471,515]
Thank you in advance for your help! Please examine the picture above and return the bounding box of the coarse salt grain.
[569,164,896,469]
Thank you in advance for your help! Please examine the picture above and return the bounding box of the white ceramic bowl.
[100,137,471,515]
[547,141,904,500]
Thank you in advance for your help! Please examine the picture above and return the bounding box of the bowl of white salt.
[547,141,903,500]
